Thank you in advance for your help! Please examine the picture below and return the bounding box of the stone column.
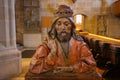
[0,0,21,79]
[101,0,107,14]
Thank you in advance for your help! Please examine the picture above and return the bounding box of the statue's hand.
[46,40,58,66]
[47,40,57,58]
[48,52,57,59]
[80,57,90,65]
[48,40,56,52]
[53,66,73,73]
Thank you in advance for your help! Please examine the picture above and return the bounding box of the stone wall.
[39,0,120,39]
[15,0,24,44]
[15,0,120,47]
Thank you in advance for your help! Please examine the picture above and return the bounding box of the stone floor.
[9,58,31,80]
[9,58,105,80]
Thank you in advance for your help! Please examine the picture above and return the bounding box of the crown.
[54,5,73,17]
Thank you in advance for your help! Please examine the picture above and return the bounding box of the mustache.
[60,31,68,34]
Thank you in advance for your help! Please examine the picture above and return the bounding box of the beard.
[56,31,72,42]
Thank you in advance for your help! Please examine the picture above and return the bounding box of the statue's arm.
[29,43,56,73]
[72,43,96,73]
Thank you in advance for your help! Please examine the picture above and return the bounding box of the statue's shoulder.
[73,33,84,41]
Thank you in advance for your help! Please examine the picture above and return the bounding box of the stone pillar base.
[0,49,21,79]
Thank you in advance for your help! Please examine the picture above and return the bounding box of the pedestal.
[25,71,102,80]
[0,49,21,79]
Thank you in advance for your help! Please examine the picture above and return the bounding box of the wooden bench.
[25,70,102,80]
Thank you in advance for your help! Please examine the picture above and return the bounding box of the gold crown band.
[54,5,73,17]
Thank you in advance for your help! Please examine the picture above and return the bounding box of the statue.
[26,5,102,80]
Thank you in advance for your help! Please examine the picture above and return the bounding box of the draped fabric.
[29,37,96,74]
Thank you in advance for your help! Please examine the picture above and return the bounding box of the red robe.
[29,37,96,74]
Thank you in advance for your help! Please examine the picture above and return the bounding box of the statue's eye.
[64,23,69,26]
[64,22,70,26]
[56,22,61,26]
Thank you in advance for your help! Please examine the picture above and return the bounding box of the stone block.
[0,49,21,79]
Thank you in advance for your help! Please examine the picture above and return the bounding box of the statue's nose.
[60,24,66,30]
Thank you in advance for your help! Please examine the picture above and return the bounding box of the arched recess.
[74,13,87,32]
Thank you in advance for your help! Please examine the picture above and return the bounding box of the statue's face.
[55,18,72,42]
